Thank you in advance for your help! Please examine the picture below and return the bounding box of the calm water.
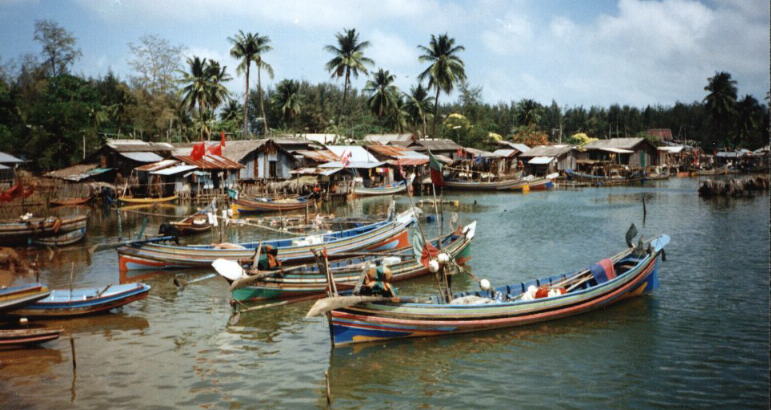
[1,178,768,408]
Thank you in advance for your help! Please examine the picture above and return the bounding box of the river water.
[1,177,768,408]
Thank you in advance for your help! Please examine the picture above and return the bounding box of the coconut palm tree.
[704,71,737,148]
[417,33,466,138]
[272,79,302,128]
[364,68,399,119]
[404,83,432,136]
[220,99,242,122]
[516,99,542,127]
[324,28,374,120]
[229,31,273,136]
[179,57,231,138]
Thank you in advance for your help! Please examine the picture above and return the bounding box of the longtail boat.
[217,221,476,302]
[565,169,644,186]
[0,214,88,246]
[50,196,92,206]
[496,175,557,192]
[118,195,178,204]
[0,283,50,312]
[442,178,525,191]
[231,195,315,214]
[8,283,150,317]
[0,327,63,347]
[352,181,406,196]
[168,213,212,235]
[313,234,669,346]
[32,227,86,246]
[117,209,416,270]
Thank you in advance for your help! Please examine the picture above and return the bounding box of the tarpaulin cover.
[590,258,616,284]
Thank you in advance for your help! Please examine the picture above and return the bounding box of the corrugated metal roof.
[319,161,384,169]
[290,167,343,176]
[463,147,498,158]
[519,145,575,158]
[363,133,414,144]
[326,146,380,163]
[106,139,174,153]
[598,147,634,154]
[365,144,429,161]
[410,139,462,152]
[151,164,198,175]
[119,151,165,163]
[584,138,646,150]
[0,152,24,163]
[135,159,180,172]
[0,164,9,170]
[658,146,685,153]
[294,150,340,163]
[528,156,555,165]
[492,149,518,158]
[386,158,428,166]
[174,154,244,170]
[496,141,530,152]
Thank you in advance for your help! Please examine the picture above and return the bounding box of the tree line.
[0,19,766,171]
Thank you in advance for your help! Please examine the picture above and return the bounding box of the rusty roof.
[294,150,340,163]
[135,159,180,172]
[106,139,174,153]
[173,154,244,170]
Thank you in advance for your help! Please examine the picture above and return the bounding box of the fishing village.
[1,2,769,408]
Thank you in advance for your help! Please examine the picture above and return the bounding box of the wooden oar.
[173,273,217,290]
[229,294,322,325]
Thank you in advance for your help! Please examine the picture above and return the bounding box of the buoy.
[437,253,450,263]
[428,259,440,272]
[479,279,491,290]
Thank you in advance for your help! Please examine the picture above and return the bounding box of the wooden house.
[582,138,658,169]
[518,145,578,175]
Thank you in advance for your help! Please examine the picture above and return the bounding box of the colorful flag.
[207,142,222,156]
[410,229,440,268]
[429,153,444,187]
[220,131,226,147]
[191,142,206,160]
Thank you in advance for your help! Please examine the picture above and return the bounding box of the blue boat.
[7,283,151,317]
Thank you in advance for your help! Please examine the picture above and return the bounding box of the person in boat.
[355,264,395,297]
[257,245,281,271]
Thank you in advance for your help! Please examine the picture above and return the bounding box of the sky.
[0,0,768,108]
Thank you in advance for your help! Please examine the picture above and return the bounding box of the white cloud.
[481,13,534,55]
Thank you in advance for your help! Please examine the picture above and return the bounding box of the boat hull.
[118,195,178,204]
[352,182,406,196]
[231,197,313,214]
[8,283,151,317]
[118,211,416,270]
[32,227,86,246]
[231,227,474,302]
[0,283,50,312]
[0,327,63,347]
[327,236,668,346]
[0,215,88,246]
[443,179,523,191]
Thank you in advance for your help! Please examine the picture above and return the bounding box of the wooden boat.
[231,195,315,214]
[442,178,525,191]
[0,214,88,246]
[32,227,86,246]
[0,283,50,312]
[565,169,644,186]
[8,283,151,317]
[316,234,669,346]
[117,209,417,271]
[50,196,92,206]
[118,195,178,204]
[0,327,63,347]
[219,221,476,302]
[496,175,556,192]
[696,166,729,176]
[352,181,406,196]
[168,213,212,235]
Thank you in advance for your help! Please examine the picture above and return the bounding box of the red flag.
[420,241,440,268]
[191,142,206,160]
[429,153,444,187]
[220,131,226,147]
[207,143,222,156]
[0,181,32,202]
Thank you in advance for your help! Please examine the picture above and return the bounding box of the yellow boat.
[118,195,178,204]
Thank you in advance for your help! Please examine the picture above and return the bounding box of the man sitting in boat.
[354,264,395,297]
[257,245,281,271]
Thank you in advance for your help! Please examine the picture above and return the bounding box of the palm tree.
[417,33,466,138]
[516,99,542,127]
[404,83,432,136]
[704,71,737,148]
[179,57,231,138]
[364,68,399,119]
[229,31,273,136]
[220,99,242,122]
[179,56,210,118]
[735,95,759,148]
[272,80,302,128]
[324,28,374,120]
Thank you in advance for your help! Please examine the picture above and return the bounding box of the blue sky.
[0,0,767,108]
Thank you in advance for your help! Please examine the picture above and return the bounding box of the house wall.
[255,151,294,179]
[628,144,658,168]
[556,153,577,171]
